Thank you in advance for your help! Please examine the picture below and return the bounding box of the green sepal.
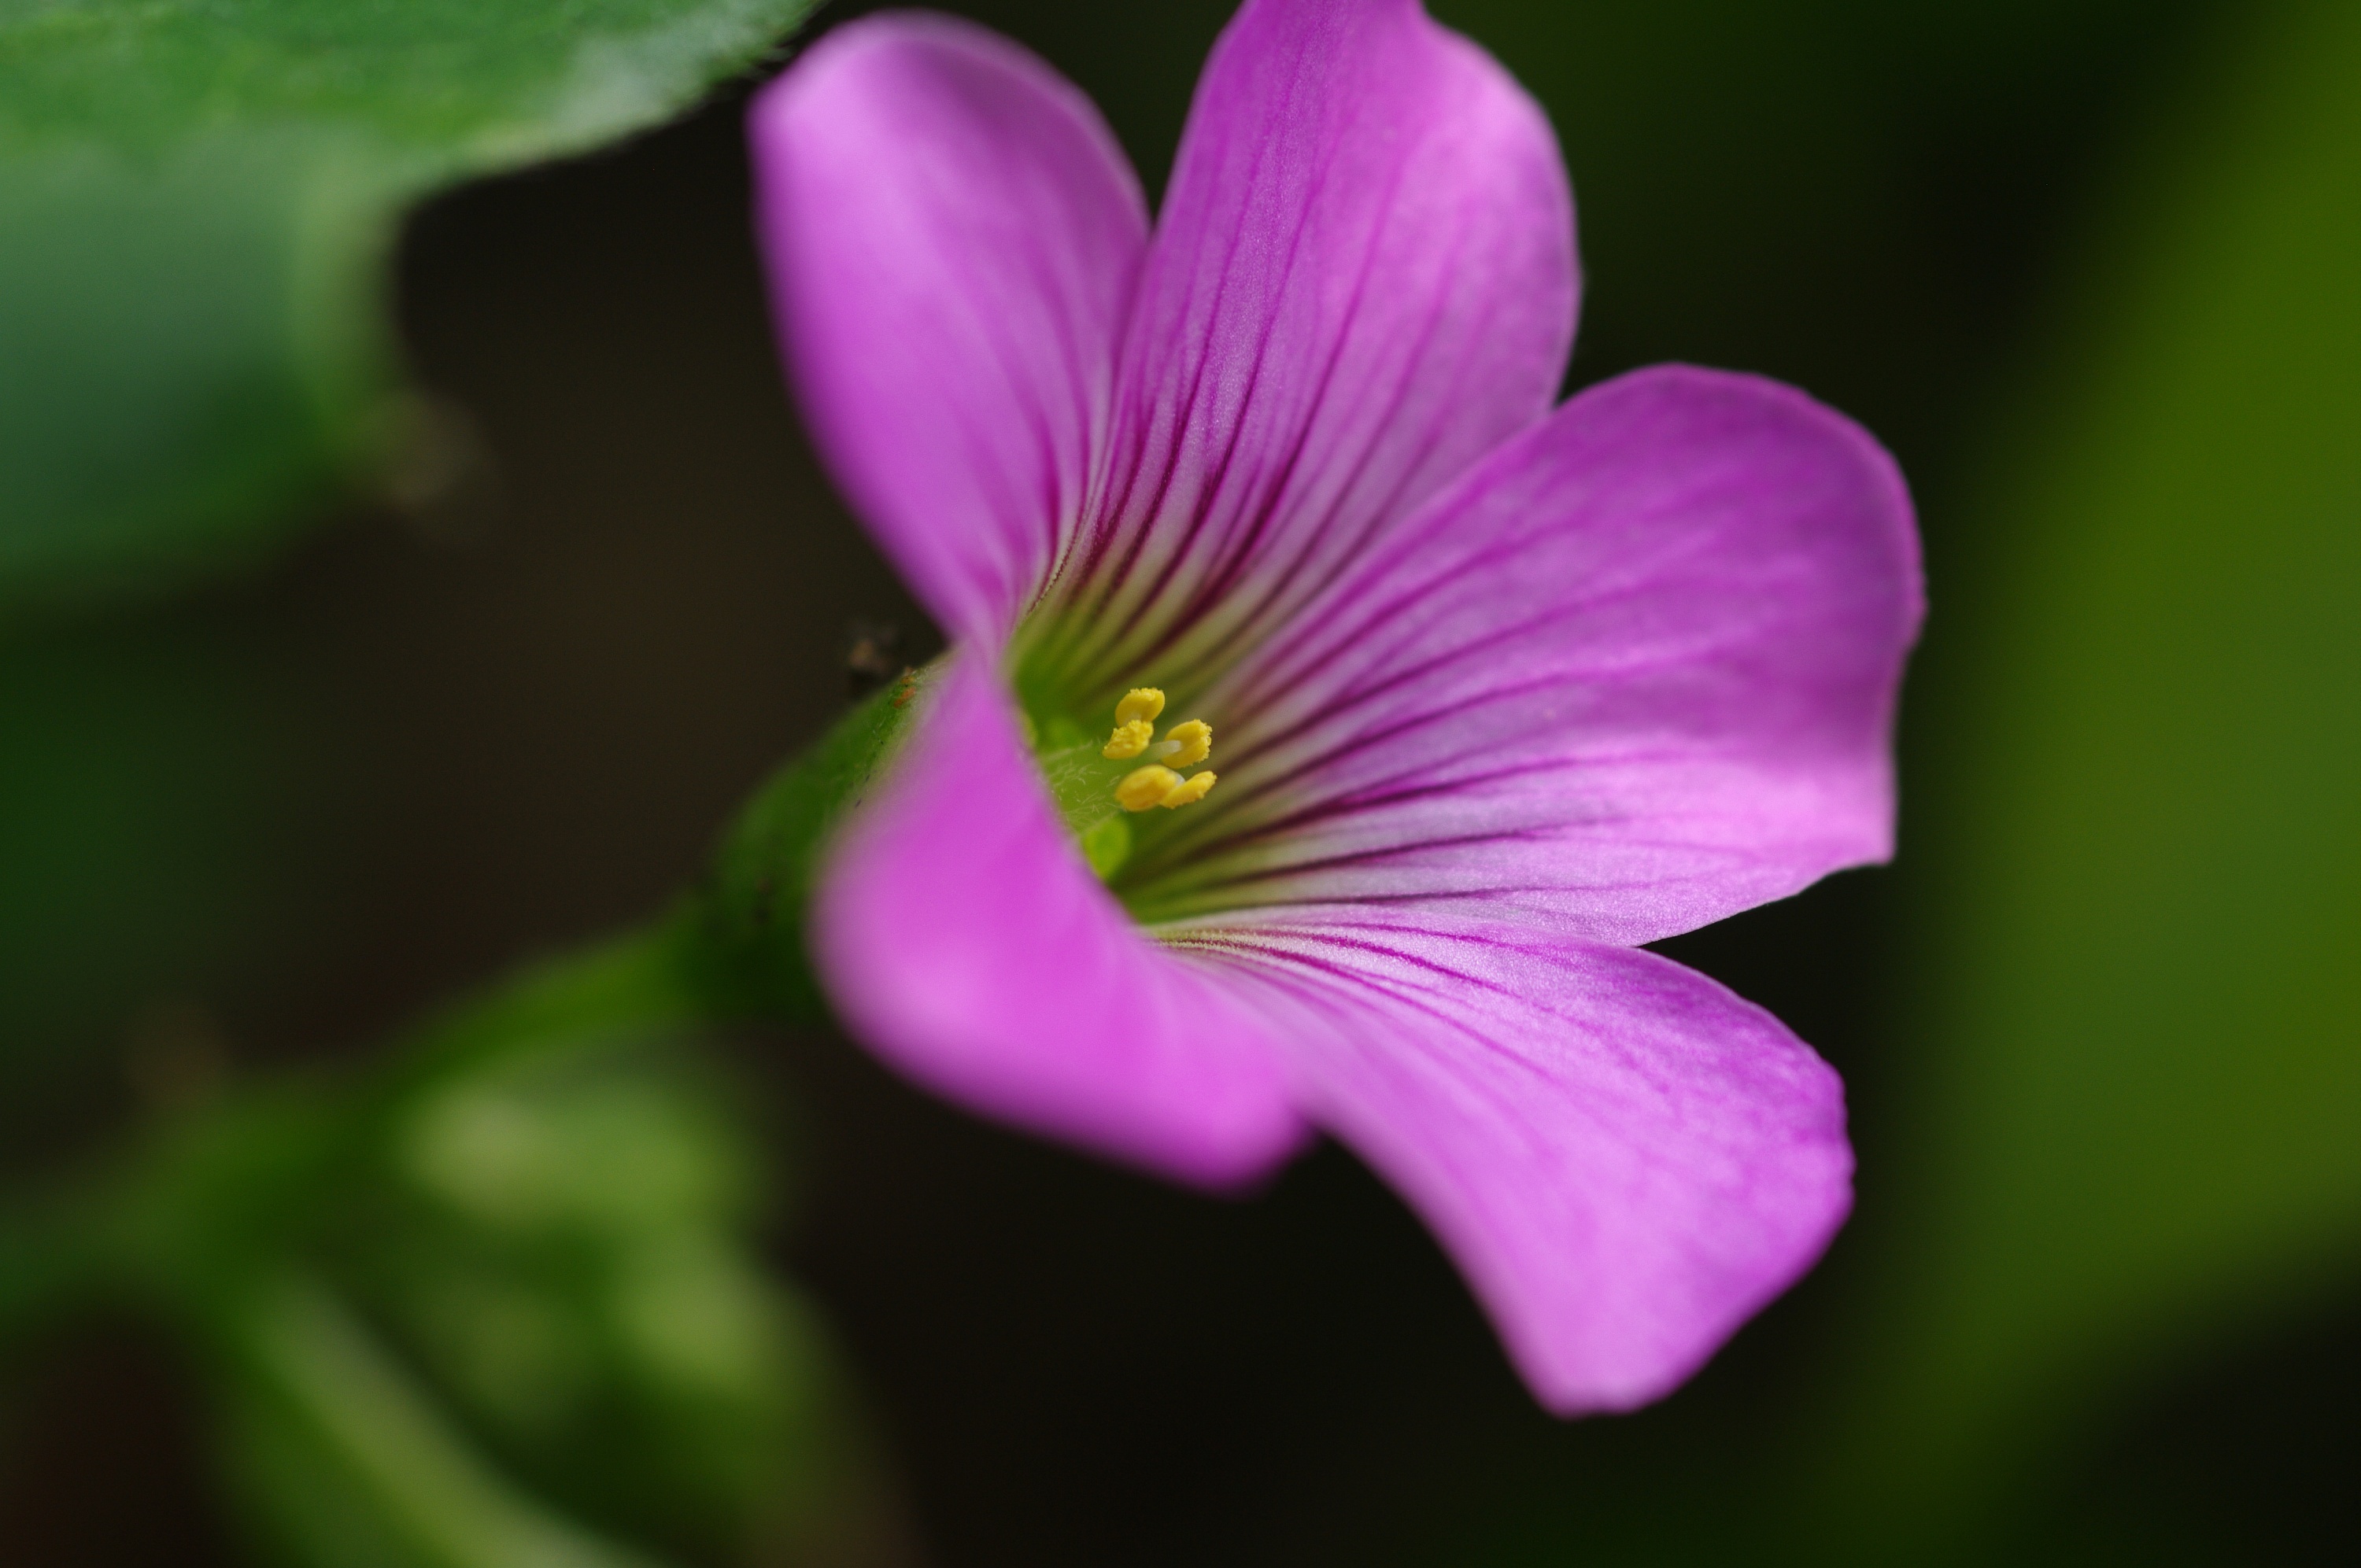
[696,666,931,1020]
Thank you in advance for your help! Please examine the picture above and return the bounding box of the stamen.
[1116,764,1184,812]
[1158,771,1216,809]
[1102,719,1155,759]
[1158,719,1211,768]
[1114,688,1166,727]
[1104,690,1217,812]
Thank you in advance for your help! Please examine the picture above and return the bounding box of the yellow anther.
[1102,719,1155,759]
[1104,689,1214,812]
[1114,687,1166,727]
[1159,719,1212,768]
[1116,764,1184,813]
[1158,770,1217,809]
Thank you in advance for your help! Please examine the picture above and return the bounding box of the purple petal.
[748,15,1148,642]
[1127,366,1924,945]
[1029,0,1578,693]
[1179,909,1852,1412]
[808,655,1308,1187]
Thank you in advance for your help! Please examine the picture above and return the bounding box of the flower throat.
[1025,684,1217,884]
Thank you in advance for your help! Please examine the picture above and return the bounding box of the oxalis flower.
[749,0,1920,1412]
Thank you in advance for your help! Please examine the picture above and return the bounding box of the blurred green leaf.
[1836,0,2361,1530]
[0,910,888,1562]
[0,0,817,616]
[343,1040,847,1559]
[220,1271,666,1568]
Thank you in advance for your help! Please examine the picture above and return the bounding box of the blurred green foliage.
[0,0,816,617]
[345,1041,836,1559]
[220,1273,667,1568]
[1829,0,2361,1537]
[2,926,880,1565]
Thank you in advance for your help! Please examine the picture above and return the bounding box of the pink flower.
[748,0,1920,1412]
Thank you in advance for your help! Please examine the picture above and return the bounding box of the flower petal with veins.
[1126,364,1922,945]
[1185,910,1852,1413]
[755,0,1922,1415]
[752,14,1146,642]
[1033,0,1579,697]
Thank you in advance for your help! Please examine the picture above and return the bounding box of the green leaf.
[1831,0,2361,1531]
[0,0,818,617]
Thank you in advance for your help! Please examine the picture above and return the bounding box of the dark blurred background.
[2,1,2353,1562]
